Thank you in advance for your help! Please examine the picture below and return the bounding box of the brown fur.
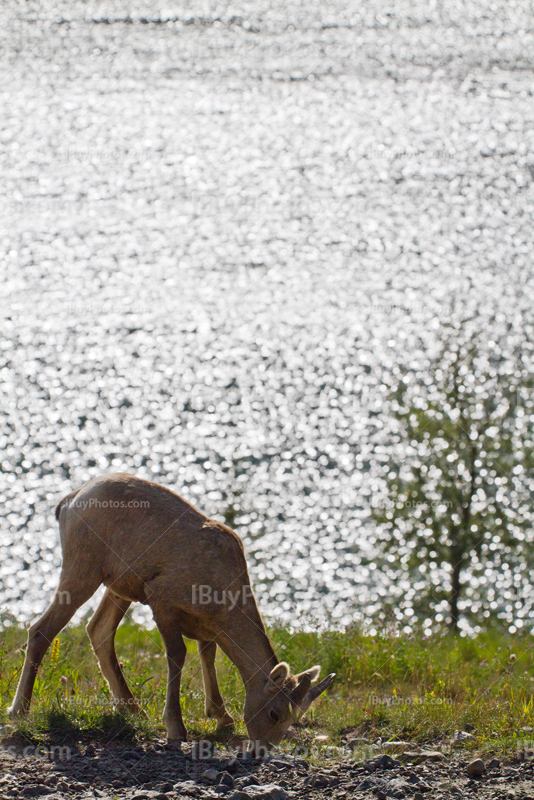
[10,473,334,750]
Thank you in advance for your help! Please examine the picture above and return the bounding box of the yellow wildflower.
[51,638,60,663]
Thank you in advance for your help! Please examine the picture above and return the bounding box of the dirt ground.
[1,738,534,800]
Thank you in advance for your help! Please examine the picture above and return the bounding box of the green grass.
[1,618,533,762]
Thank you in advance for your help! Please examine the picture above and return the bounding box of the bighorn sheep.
[9,474,335,751]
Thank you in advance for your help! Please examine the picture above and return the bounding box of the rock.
[263,753,304,771]
[235,777,261,789]
[31,796,61,800]
[213,788,230,796]
[488,758,501,770]
[353,743,381,758]
[385,778,412,795]
[227,793,252,800]
[453,730,475,746]
[173,782,201,796]
[364,754,400,771]
[376,792,387,800]
[22,787,55,797]
[202,768,220,782]
[219,773,235,788]
[395,750,419,762]
[246,786,290,800]
[412,751,446,763]
[466,758,485,777]
[267,759,293,771]
[155,783,174,793]
[414,794,424,800]
[382,741,414,753]
[222,758,241,773]
[262,752,296,765]
[349,778,377,791]
[305,774,330,788]
[347,737,374,754]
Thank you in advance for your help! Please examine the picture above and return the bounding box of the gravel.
[2,740,534,800]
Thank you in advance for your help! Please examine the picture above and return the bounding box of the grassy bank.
[1,620,533,762]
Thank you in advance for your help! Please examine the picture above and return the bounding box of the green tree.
[373,323,534,632]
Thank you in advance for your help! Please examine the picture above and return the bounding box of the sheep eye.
[269,710,280,722]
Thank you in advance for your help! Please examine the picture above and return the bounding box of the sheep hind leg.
[87,589,142,714]
[9,579,100,716]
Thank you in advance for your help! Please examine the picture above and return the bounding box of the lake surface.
[1,0,533,630]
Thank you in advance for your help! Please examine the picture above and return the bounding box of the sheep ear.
[298,665,321,682]
[264,662,290,694]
